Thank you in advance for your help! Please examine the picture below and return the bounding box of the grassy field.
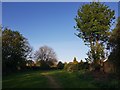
[2,70,118,88]
[2,70,50,88]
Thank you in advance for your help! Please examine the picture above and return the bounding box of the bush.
[57,61,64,69]
[64,62,78,72]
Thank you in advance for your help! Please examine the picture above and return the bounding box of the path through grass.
[3,70,118,88]
[41,72,61,88]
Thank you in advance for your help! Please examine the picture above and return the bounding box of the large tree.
[109,17,120,76]
[2,28,32,73]
[74,2,115,70]
[34,45,57,67]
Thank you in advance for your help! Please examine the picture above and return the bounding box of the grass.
[3,70,50,88]
[49,70,97,88]
[2,70,118,88]
[45,70,118,88]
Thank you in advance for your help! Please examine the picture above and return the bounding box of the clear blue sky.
[2,2,118,62]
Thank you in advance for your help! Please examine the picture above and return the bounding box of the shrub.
[57,61,64,69]
[64,62,78,72]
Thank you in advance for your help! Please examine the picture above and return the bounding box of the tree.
[0,26,1,56]
[57,61,64,69]
[78,60,84,70]
[72,57,79,71]
[64,57,79,72]
[39,60,50,70]
[2,28,32,74]
[108,17,120,76]
[64,62,68,70]
[34,45,57,68]
[73,57,78,64]
[74,2,115,70]
[26,60,35,67]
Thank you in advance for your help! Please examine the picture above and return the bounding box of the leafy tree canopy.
[75,2,115,44]
[2,28,32,73]
[74,2,115,67]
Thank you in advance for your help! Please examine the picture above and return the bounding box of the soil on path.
[41,72,61,88]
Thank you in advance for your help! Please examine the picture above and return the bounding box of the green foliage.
[39,60,50,70]
[64,58,89,72]
[63,62,68,70]
[2,28,32,74]
[64,58,79,72]
[2,71,49,88]
[75,2,115,43]
[3,70,118,88]
[74,2,115,68]
[78,61,89,70]
[73,57,78,64]
[51,70,118,88]
[57,61,64,69]
[108,17,120,77]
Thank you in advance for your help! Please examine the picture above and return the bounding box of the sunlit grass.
[2,70,118,88]
[3,70,49,88]
[49,70,118,88]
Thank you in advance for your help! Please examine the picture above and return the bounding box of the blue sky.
[0,2,1,25]
[2,2,118,62]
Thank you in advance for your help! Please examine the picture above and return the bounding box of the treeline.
[23,57,89,72]
[64,57,89,72]
[1,27,90,75]
[2,2,120,78]
[2,28,59,75]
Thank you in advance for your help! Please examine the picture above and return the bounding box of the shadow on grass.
[2,70,119,88]
[49,70,118,88]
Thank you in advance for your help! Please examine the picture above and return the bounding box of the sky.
[2,2,119,62]
[0,2,1,25]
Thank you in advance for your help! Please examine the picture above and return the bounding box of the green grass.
[2,70,118,88]
[3,70,50,88]
[46,70,118,88]
[48,70,97,88]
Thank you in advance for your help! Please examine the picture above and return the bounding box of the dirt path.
[41,72,61,88]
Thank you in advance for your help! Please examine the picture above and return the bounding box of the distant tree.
[64,62,68,70]
[78,60,84,70]
[64,62,72,72]
[26,60,35,67]
[39,60,50,70]
[83,62,89,70]
[35,60,41,67]
[74,2,115,71]
[73,57,78,64]
[57,61,64,69]
[64,57,79,72]
[72,57,79,71]
[78,60,89,70]
[2,28,32,74]
[34,45,57,68]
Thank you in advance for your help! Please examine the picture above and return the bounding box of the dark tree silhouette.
[108,17,120,78]
[57,61,64,69]
[2,28,32,74]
